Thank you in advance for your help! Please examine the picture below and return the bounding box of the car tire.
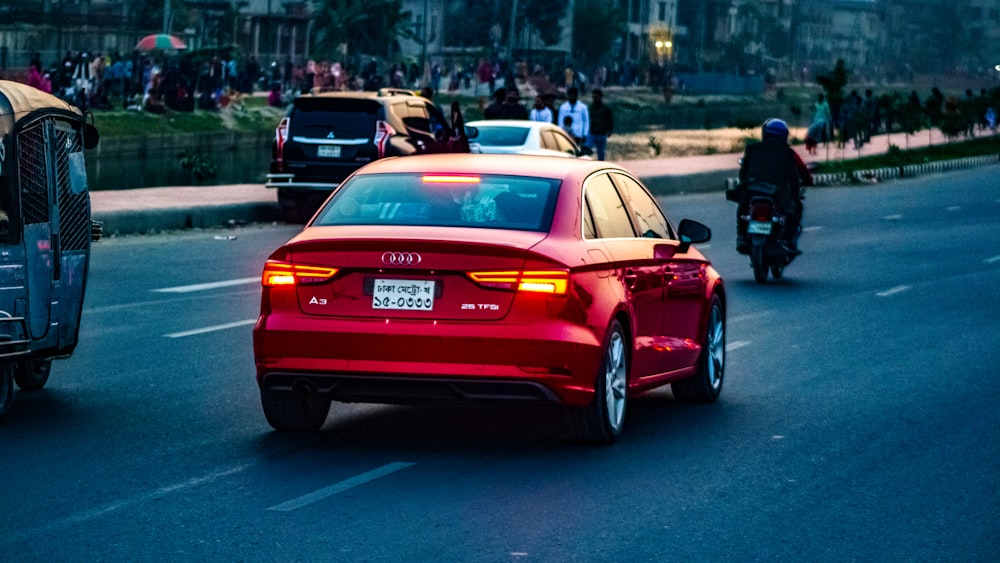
[260,389,331,432]
[14,359,51,392]
[672,295,725,403]
[568,319,628,444]
[0,362,14,424]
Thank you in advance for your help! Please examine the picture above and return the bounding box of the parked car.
[267,88,469,222]
[465,119,592,158]
[253,154,726,444]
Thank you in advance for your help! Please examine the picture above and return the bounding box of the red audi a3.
[253,154,726,443]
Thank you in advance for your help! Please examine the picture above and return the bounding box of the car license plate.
[372,279,435,311]
[748,221,772,235]
[317,145,341,158]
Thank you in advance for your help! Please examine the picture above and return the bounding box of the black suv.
[267,88,468,222]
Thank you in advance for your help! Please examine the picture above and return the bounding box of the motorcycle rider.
[735,118,811,255]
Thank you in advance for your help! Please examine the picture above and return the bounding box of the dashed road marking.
[946,206,961,212]
[802,226,823,232]
[986,255,1000,265]
[882,214,903,221]
[725,341,751,352]
[152,277,259,293]
[728,312,774,324]
[877,285,911,297]
[268,462,416,512]
[164,319,257,338]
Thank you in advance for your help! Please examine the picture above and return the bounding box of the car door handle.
[623,269,639,288]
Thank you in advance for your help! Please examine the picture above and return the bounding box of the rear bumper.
[265,173,339,191]
[254,315,604,407]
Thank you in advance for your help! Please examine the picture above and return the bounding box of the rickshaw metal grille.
[17,121,51,225]
[55,129,90,252]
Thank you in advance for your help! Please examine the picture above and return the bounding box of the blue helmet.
[762,118,789,141]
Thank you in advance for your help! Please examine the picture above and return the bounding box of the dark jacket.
[738,138,802,212]
[590,102,614,135]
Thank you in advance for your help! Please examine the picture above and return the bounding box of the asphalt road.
[1,167,998,561]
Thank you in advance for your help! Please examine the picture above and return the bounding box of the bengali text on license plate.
[317,145,341,158]
[372,279,435,311]
[748,221,772,235]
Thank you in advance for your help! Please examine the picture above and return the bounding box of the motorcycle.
[742,194,798,283]
[727,180,800,284]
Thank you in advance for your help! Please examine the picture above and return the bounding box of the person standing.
[529,95,553,124]
[499,87,528,119]
[588,88,614,160]
[557,87,589,145]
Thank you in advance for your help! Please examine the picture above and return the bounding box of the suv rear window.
[289,98,380,140]
[314,173,560,231]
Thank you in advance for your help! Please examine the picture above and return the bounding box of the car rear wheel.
[0,362,14,424]
[568,319,628,444]
[672,295,725,403]
[14,359,51,391]
[260,389,331,432]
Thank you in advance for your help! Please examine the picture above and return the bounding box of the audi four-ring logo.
[382,252,422,266]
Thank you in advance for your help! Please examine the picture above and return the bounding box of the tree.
[312,0,413,59]
[572,0,624,65]
[816,59,849,121]
[522,0,570,47]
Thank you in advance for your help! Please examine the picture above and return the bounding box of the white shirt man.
[557,87,589,143]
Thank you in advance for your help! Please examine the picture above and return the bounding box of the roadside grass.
[812,135,1000,174]
[91,96,284,137]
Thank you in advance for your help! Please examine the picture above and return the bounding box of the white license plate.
[317,145,341,158]
[372,279,435,311]
[748,221,772,235]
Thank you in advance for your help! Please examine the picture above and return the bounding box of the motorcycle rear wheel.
[770,265,784,279]
[751,245,768,283]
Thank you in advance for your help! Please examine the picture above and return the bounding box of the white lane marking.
[725,341,751,352]
[882,214,903,221]
[877,285,911,297]
[985,255,1000,265]
[164,319,257,338]
[946,206,961,212]
[152,277,259,293]
[268,462,416,512]
[2,463,254,544]
[728,311,774,324]
[802,226,823,232]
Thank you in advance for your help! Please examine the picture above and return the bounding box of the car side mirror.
[578,145,594,157]
[464,126,479,140]
[677,219,711,252]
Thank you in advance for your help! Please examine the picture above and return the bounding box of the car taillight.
[275,117,289,171]
[262,261,338,287]
[467,270,569,295]
[374,120,396,159]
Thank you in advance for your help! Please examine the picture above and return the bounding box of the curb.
[95,202,280,236]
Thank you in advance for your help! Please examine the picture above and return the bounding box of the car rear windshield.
[471,126,531,147]
[289,99,380,140]
[314,173,561,232]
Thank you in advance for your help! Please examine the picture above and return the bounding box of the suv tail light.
[374,120,396,159]
[467,270,569,295]
[275,117,289,171]
[262,260,338,287]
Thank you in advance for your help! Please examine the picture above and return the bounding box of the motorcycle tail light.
[750,203,774,222]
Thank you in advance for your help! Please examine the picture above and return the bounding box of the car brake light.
[262,261,338,287]
[374,120,396,159]
[422,175,481,184]
[275,117,289,171]
[467,270,569,294]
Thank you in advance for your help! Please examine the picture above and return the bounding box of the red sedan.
[253,154,726,443]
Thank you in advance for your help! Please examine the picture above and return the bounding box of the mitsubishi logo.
[327,132,336,139]
[382,252,422,266]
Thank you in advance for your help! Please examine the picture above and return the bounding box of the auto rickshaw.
[0,80,100,423]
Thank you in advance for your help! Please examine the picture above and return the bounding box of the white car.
[465,119,592,158]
